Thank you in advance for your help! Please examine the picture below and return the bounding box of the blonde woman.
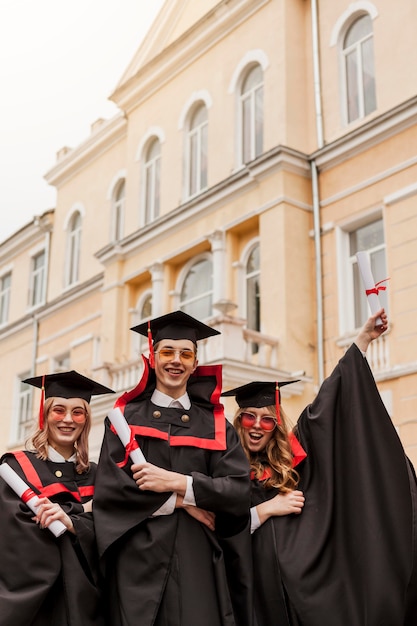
[0,371,113,626]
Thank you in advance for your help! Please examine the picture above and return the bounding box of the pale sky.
[0,0,165,243]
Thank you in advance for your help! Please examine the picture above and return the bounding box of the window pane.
[0,272,12,324]
[345,14,372,47]
[349,220,383,255]
[246,245,260,332]
[255,86,263,158]
[144,140,161,224]
[180,258,213,319]
[346,50,359,123]
[350,220,387,327]
[362,37,376,116]
[242,65,263,93]
[241,65,263,163]
[242,96,252,163]
[18,374,33,442]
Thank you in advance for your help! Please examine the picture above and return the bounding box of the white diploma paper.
[0,462,67,537]
[108,407,146,464]
[356,251,383,325]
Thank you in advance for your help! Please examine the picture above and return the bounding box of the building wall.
[1,0,417,467]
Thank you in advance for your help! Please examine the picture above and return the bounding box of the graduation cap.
[131,310,220,366]
[23,371,115,428]
[222,380,298,425]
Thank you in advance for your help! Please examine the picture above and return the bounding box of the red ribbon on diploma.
[365,278,390,297]
[21,488,37,503]
[113,426,140,468]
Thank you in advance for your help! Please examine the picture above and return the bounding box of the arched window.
[65,211,82,287]
[245,243,260,332]
[180,256,213,320]
[343,14,376,123]
[144,139,161,224]
[187,104,208,198]
[131,292,153,358]
[111,179,125,241]
[241,65,263,163]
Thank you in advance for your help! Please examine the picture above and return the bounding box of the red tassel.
[147,321,155,368]
[39,374,45,429]
[275,382,281,425]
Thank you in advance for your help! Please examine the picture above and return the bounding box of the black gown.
[0,451,103,626]
[251,344,417,626]
[94,359,253,626]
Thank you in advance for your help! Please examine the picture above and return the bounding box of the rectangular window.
[349,219,388,328]
[0,272,12,325]
[53,353,70,372]
[29,250,46,307]
[17,373,33,442]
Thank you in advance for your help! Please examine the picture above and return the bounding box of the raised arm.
[354,308,388,353]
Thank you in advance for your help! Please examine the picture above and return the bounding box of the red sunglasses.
[239,411,277,432]
[50,406,87,423]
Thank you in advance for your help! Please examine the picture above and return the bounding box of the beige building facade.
[1,0,417,465]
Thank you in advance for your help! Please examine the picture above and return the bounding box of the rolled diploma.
[356,251,383,325]
[108,408,146,464]
[0,462,67,537]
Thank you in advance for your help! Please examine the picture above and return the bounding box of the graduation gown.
[0,451,103,626]
[94,360,253,626]
[251,344,417,626]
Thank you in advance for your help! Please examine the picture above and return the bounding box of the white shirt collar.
[48,446,76,463]
[151,388,191,410]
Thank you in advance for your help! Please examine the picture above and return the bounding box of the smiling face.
[153,338,197,398]
[46,397,88,458]
[239,406,276,454]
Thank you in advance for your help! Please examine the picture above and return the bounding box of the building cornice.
[0,273,104,341]
[44,115,127,188]
[0,210,54,257]
[95,145,310,268]
[312,95,417,171]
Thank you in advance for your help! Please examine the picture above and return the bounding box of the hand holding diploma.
[0,462,67,537]
[108,407,146,465]
[356,251,389,325]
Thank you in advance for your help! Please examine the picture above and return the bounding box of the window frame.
[185,104,208,199]
[0,270,12,326]
[178,254,213,320]
[64,210,82,288]
[143,138,161,225]
[28,249,46,308]
[239,64,264,164]
[340,12,377,125]
[336,213,387,334]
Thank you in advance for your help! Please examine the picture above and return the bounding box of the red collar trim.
[113,360,226,451]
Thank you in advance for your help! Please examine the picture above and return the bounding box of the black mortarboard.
[23,371,114,429]
[23,370,114,403]
[131,310,220,345]
[221,380,298,408]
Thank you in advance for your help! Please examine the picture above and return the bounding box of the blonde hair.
[233,404,299,492]
[27,397,92,474]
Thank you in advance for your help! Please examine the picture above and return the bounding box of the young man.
[93,311,253,626]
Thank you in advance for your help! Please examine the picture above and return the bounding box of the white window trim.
[28,248,46,309]
[179,98,210,201]
[107,170,127,242]
[142,142,161,226]
[229,51,268,171]
[63,206,84,289]
[331,6,378,127]
[176,253,213,320]
[336,209,384,334]
[0,269,12,327]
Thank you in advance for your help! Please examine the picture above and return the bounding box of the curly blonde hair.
[233,404,299,492]
[27,397,92,474]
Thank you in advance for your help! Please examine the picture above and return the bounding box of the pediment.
[113,0,221,94]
